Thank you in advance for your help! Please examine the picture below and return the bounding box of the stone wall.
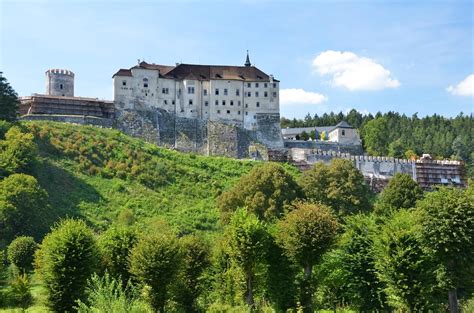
[21,114,113,128]
[284,140,363,155]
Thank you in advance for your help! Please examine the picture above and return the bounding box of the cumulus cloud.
[280,88,328,105]
[447,74,474,97]
[312,50,400,91]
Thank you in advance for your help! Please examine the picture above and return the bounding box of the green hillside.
[20,121,293,234]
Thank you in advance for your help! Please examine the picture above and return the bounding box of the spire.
[244,50,251,67]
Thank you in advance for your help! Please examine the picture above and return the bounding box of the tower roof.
[245,50,251,67]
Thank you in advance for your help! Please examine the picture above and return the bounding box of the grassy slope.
[24,121,298,235]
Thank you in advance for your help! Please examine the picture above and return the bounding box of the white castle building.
[112,52,279,130]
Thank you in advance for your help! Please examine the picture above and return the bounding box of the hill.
[15,121,297,235]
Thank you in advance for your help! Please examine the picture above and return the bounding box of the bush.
[7,236,37,272]
[0,174,49,243]
[0,126,37,177]
[129,232,180,311]
[76,272,153,313]
[5,271,33,308]
[35,219,99,312]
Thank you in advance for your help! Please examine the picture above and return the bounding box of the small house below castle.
[282,121,361,144]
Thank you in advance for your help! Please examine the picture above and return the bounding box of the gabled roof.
[112,61,279,82]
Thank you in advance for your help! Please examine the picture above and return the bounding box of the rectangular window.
[188,87,195,94]
[272,92,277,97]
[264,83,267,88]
[255,83,259,88]
[247,92,251,97]
[217,110,221,114]
[247,83,251,88]
[246,112,248,116]
[236,89,240,96]
[255,92,259,97]
[189,99,193,105]
[222,100,226,105]
[203,89,208,96]
[224,88,228,95]
[238,101,241,106]
[230,100,234,106]
[162,88,169,94]
[264,91,268,97]
[273,83,277,88]
[238,110,241,115]
[215,100,219,105]
[253,115,256,119]
[227,110,231,114]
[122,81,127,86]
[256,102,260,107]
[144,83,148,88]
[164,100,168,105]
[215,88,219,95]
[342,130,345,136]
[205,101,209,106]
[172,100,175,105]
[245,103,248,108]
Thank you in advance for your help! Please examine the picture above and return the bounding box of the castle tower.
[45,69,74,97]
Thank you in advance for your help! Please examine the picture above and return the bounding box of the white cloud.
[280,88,327,105]
[447,74,474,97]
[312,50,400,91]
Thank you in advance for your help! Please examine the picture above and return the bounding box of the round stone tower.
[45,69,74,97]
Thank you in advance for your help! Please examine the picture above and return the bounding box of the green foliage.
[218,162,302,222]
[0,120,12,139]
[5,271,33,308]
[299,159,371,216]
[172,235,211,312]
[0,126,37,178]
[7,236,37,272]
[98,226,137,286]
[361,117,389,156]
[417,188,474,292]
[0,174,49,243]
[129,232,180,311]
[35,219,99,312]
[299,131,309,141]
[388,138,405,158]
[374,209,441,311]
[276,202,339,312]
[375,173,423,214]
[76,272,153,313]
[225,209,269,305]
[0,73,19,122]
[318,214,387,311]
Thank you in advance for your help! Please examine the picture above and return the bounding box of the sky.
[1,0,473,119]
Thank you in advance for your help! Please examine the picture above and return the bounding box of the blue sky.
[1,0,473,119]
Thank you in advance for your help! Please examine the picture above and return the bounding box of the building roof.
[281,121,354,137]
[112,61,279,82]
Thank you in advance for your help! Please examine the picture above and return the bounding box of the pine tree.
[0,72,19,121]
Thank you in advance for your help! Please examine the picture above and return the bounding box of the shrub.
[7,236,37,272]
[0,126,37,177]
[76,272,153,313]
[35,219,99,312]
[5,272,33,308]
[129,232,180,311]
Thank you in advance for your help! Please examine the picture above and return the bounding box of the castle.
[18,55,466,190]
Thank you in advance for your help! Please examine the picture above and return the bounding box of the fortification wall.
[284,140,364,155]
[21,114,113,128]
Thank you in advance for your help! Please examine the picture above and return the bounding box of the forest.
[281,110,473,177]
[0,75,473,312]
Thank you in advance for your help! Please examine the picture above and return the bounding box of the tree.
[98,226,137,286]
[276,202,339,312]
[7,236,37,272]
[417,188,474,313]
[319,130,327,141]
[0,174,49,243]
[0,73,19,122]
[374,209,441,311]
[172,235,210,312]
[405,149,417,160]
[0,126,37,178]
[299,159,371,217]
[388,139,405,158]
[129,232,180,312]
[375,173,423,214]
[217,162,302,222]
[361,117,389,155]
[225,209,268,306]
[300,131,310,141]
[35,219,99,312]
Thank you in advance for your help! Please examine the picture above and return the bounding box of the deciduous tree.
[7,236,37,272]
[0,73,19,122]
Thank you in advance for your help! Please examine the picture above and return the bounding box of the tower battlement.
[45,68,74,97]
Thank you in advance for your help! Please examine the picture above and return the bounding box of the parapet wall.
[290,148,466,190]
